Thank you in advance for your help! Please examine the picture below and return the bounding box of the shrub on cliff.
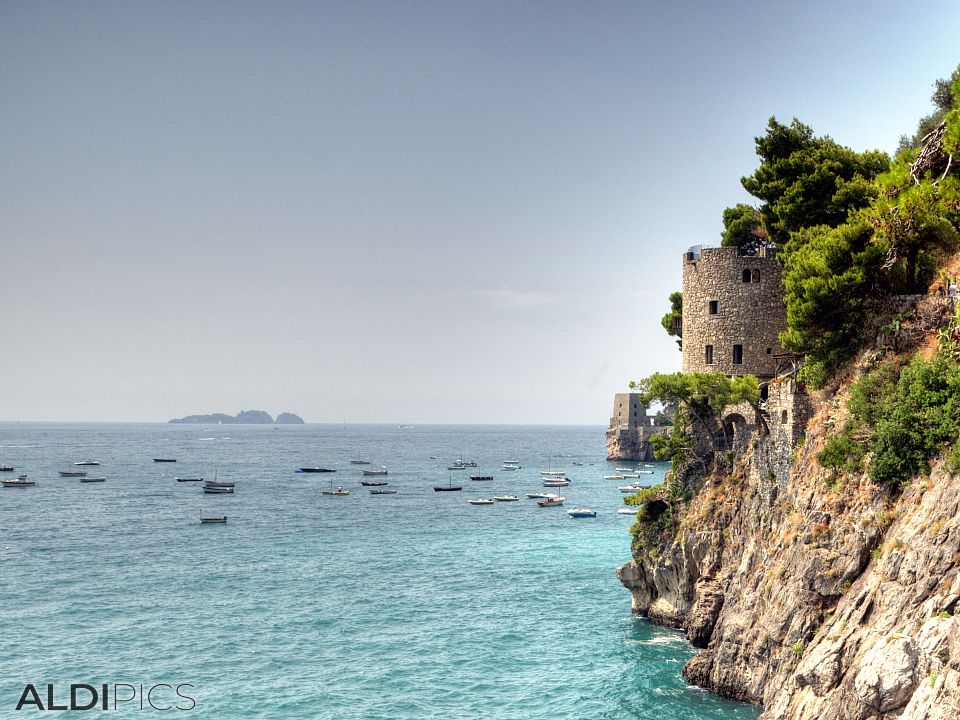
[819,340,960,485]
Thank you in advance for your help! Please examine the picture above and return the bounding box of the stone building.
[680,245,787,378]
[605,393,670,461]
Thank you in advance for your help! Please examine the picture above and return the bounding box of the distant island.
[168,410,305,424]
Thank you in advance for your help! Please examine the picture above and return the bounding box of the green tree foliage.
[900,67,960,152]
[720,203,768,252]
[772,65,960,386]
[741,118,889,244]
[779,221,887,385]
[632,372,759,442]
[660,291,682,350]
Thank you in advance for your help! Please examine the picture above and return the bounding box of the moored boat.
[543,478,570,487]
[494,495,519,502]
[321,485,350,496]
[298,467,336,473]
[176,477,203,482]
[468,497,494,505]
[363,467,388,476]
[537,495,565,507]
[350,459,372,465]
[567,508,597,518]
[203,475,235,494]
[200,516,227,524]
[619,484,644,493]
[369,489,397,495]
[153,458,176,463]
[361,480,388,487]
[603,474,624,480]
[469,475,494,481]
[59,470,88,477]
[74,460,100,466]
[617,507,639,515]
[3,474,36,487]
[434,478,463,492]
[0,465,15,472]
[80,476,106,483]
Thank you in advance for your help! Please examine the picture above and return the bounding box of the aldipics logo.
[15,684,196,711]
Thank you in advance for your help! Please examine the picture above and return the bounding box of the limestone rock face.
[618,383,960,720]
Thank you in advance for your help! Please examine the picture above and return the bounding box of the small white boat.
[493,495,519,502]
[468,497,494,505]
[369,489,397,495]
[363,468,388,476]
[619,484,644,493]
[636,470,655,475]
[501,464,520,471]
[615,467,632,472]
[617,508,639,515]
[350,459,372,465]
[448,463,467,470]
[3,474,35,487]
[603,474,624,480]
[567,508,596,518]
[80,476,106,483]
[543,479,570,487]
[59,470,87,477]
[322,486,350,496]
[537,495,565,507]
[540,470,566,477]
[74,460,100,466]
[621,473,639,479]
[526,492,556,499]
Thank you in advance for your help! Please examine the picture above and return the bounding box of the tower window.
[705,345,714,365]
[752,269,760,283]
[733,344,743,365]
[766,347,772,355]
[742,269,751,283]
[708,300,719,315]
[781,410,788,423]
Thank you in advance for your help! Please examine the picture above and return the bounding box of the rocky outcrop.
[618,373,960,719]
[605,424,670,460]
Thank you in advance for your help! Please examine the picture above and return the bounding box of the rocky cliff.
[618,302,960,719]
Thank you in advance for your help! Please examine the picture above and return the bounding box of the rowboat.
[80,476,106,483]
[200,517,227,524]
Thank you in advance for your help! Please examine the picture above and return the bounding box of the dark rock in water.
[169,410,302,424]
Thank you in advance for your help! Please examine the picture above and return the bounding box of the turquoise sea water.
[0,424,759,719]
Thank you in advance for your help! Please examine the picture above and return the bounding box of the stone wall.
[681,246,787,378]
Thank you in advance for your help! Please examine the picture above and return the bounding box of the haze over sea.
[0,423,758,719]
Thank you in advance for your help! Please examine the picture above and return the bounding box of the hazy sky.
[2,1,959,423]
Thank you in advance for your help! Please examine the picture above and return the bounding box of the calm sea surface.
[0,423,759,719]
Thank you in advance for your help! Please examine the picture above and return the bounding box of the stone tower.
[680,245,787,378]
[605,393,668,460]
